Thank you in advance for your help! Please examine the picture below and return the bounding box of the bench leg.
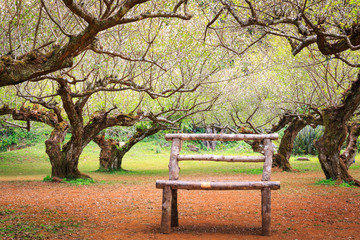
[171,189,179,227]
[261,187,271,236]
[160,186,172,233]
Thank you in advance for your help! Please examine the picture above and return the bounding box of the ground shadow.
[146,223,263,236]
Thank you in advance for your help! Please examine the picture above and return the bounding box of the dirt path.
[1,171,359,239]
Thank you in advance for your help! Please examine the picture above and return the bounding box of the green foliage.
[293,126,324,155]
[102,126,135,142]
[135,121,152,131]
[141,131,168,147]
[62,178,96,185]
[42,175,96,185]
[179,119,193,133]
[42,176,52,182]
[0,126,50,152]
[315,178,355,187]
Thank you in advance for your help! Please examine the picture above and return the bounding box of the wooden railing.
[156,133,280,236]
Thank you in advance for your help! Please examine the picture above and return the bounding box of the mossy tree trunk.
[93,135,123,171]
[273,118,307,171]
[315,73,360,186]
[94,124,164,171]
[112,124,164,168]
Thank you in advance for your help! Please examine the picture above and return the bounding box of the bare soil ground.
[1,171,359,240]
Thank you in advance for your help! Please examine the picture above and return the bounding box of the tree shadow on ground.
[147,223,263,236]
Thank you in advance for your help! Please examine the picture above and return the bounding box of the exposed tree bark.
[45,122,81,178]
[340,123,360,169]
[272,118,307,171]
[315,73,360,186]
[113,124,164,169]
[237,127,264,153]
[93,135,123,171]
[10,104,89,179]
[93,124,164,171]
[269,112,322,171]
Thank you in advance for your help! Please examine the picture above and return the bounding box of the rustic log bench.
[156,133,280,236]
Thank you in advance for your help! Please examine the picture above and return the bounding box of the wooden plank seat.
[156,180,280,190]
[156,133,280,236]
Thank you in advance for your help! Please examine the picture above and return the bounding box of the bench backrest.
[164,133,279,182]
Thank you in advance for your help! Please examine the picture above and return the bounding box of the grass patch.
[314,178,356,187]
[63,178,96,185]
[0,207,80,239]
[232,168,263,175]
[42,176,96,185]
[350,164,360,170]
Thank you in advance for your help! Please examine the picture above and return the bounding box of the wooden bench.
[156,133,280,236]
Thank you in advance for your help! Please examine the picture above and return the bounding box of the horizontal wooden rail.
[165,133,279,141]
[156,180,280,190]
[177,155,265,162]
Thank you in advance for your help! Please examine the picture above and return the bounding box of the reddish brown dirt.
[0,171,359,240]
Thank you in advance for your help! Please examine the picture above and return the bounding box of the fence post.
[169,138,181,227]
[261,139,274,236]
[160,186,172,233]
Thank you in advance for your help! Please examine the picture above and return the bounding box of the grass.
[0,207,81,240]
[314,178,356,187]
[0,139,359,180]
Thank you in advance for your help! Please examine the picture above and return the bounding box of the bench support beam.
[160,186,172,233]
[157,134,280,236]
[261,187,271,236]
[171,189,178,227]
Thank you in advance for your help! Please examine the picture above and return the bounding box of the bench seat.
[156,180,280,190]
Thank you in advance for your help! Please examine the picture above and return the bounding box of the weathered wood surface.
[168,138,180,228]
[262,139,274,181]
[169,138,181,180]
[165,133,279,141]
[261,187,271,236]
[160,186,172,233]
[156,180,280,190]
[171,189,178,227]
[177,155,265,162]
[157,133,280,236]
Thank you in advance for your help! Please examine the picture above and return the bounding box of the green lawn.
[0,140,359,180]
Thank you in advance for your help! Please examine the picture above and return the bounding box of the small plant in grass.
[315,178,355,187]
[63,178,96,185]
[0,207,81,239]
[43,176,95,185]
[42,176,53,182]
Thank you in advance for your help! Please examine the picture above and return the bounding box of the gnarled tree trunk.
[315,73,360,186]
[314,108,350,182]
[340,123,360,169]
[113,125,164,168]
[93,135,123,171]
[273,118,307,171]
[45,123,91,179]
[93,124,164,171]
